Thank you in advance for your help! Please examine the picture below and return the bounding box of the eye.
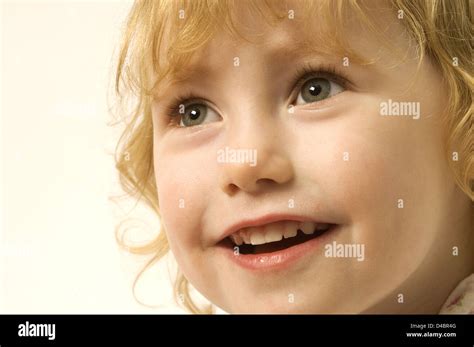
[295,77,345,105]
[177,102,221,127]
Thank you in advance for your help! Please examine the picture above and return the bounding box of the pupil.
[309,84,322,96]
[189,108,200,120]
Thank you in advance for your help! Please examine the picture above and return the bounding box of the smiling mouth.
[222,221,335,255]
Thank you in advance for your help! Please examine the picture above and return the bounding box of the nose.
[219,122,294,196]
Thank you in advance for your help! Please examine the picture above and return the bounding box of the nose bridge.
[227,61,274,146]
[224,85,278,160]
[231,47,272,120]
[218,104,294,195]
[216,47,294,195]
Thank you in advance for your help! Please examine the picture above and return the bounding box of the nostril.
[225,183,239,195]
[256,178,277,185]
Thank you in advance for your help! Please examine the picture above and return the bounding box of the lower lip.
[218,226,338,272]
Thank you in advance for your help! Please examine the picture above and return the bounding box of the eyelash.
[164,63,351,121]
[288,62,350,101]
[165,92,208,120]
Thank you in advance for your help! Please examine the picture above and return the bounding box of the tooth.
[264,223,283,243]
[300,221,315,235]
[316,223,330,231]
[240,230,251,244]
[283,221,298,238]
[248,227,266,245]
[230,234,243,246]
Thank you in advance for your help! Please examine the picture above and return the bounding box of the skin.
[151,1,473,313]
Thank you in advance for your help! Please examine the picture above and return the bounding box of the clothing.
[440,274,474,314]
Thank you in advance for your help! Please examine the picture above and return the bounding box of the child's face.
[151,2,473,313]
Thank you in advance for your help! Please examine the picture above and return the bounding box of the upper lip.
[217,213,334,244]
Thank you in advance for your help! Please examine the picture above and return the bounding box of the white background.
[0,0,184,313]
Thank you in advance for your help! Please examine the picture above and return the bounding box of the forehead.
[153,0,403,89]
[174,28,325,77]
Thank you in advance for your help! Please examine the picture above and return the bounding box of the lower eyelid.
[297,90,348,110]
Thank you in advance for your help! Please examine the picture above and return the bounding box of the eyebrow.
[153,41,370,97]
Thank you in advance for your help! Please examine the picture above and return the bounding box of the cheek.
[153,143,226,298]
[153,143,216,259]
[294,99,409,215]
[295,95,447,259]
